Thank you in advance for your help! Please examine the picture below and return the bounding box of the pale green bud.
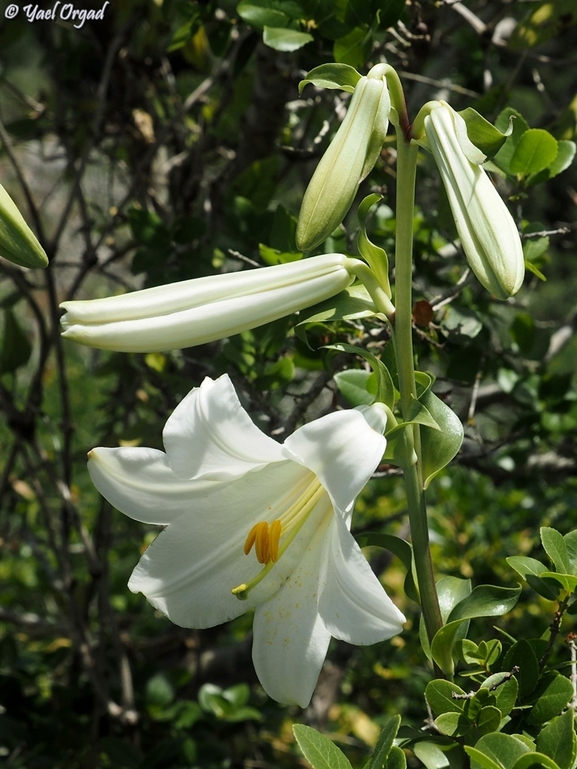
[0,183,48,269]
[423,102,524,299]
[296,66,391,252]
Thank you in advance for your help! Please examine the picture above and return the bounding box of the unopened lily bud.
[0,183,48,269]
[423,102,524,299]
[61,254,362,353]
[296,65,391,252]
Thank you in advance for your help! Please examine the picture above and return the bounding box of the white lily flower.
[60,254,361,353]
[88,374,405,707]
[423,102,524,299]
[296,65,391,252]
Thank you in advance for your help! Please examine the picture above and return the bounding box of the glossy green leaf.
[476,705,502,735]
[492,109,531,175]
[435,711,469,738]
[564,530,577,573]
[334,369,375,406]
[540,572,577,593]
[509,129,558,177]
[536,710,575,769]
[412,741,454,769]
[459,108,512,158]
[527,672,573,724]
[237,2,292,30]
[366,715,401,769]
[481,674,519,718]
[512,753,562,769]
[419,390,464,488]
[430,577,471,674]
[263,26,313,51]
[466,733,531,769]
[333,25,372,69]
[541,527,571,573]
[506,556,549,580]
[299,63,361,94]
[425,679,467,716]
[447,585,521,623]
[293,724,353,769]
[326,343,396,408]
[384,746,406,769]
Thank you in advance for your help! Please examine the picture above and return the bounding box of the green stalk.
[393,136,443,645]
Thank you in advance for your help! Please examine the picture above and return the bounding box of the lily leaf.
[357,532,419,603]
[357,193,391,297]
[299,63,361,94]
[419,390,464,489]
[459,107,512,158]
[325,343,396,408]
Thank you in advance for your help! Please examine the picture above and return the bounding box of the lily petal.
[252,534,332,707]
[163,375,283,480]
[282,406,386,512]
[319,514,406,644]
[87,447,217,525]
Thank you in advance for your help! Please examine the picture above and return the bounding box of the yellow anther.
[243,520,283,565]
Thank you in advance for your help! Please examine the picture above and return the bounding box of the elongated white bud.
[296,66,391,252]
[424,102,524,299]
[60,254,361,353]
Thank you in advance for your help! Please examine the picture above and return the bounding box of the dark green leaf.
[502,640,540,699]
[356,532,419,603]
[509,129,558,177]
[384,745,406,769]
[334,369,376,406]
[476,705,502,735]
[536,710,575,769]
[325,343,395,408]
[459,108,512,158]
[481,674,519,718]
[333,25,372,68]
[447,585,521,623]
[512,753,562,769]
[527,672,573,724]
[466,733,531,769]
[435,711,470,738]
[425,679,467,716]
[293,724,353,769]
[366,715,401,769]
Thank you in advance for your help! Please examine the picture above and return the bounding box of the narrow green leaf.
[263,27,313,52]
[509,129,558,177]
[299,63,361,94]
[357,194,391,297]
[536,710,575,769]
[366,715,401,769]
[541,527,571,573]
[293,724,353,769]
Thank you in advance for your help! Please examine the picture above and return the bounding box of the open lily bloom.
[296,65,391,252]
[60,253,361,353]
[88,374,405,707]
[423,102,524,299]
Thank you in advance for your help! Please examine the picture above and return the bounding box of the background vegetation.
[1,0,576,766]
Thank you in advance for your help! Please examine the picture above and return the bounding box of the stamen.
[232,480,326,601]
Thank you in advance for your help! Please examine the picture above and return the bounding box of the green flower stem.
[393,136,443,645]
[350,262,396,319]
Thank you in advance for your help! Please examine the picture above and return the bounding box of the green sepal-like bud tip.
[0,183,48,269]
